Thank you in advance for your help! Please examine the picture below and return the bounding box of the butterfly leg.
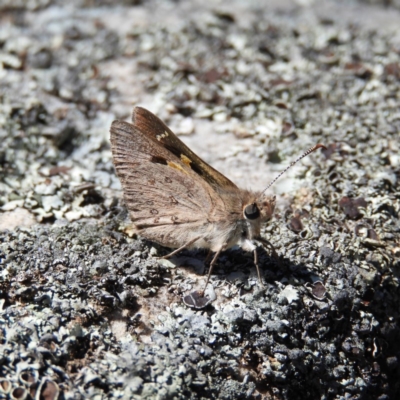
[253,247,265,287]
[256,237,284,271]
[204,250,213,265]
[158,236,203,259]
[201,247,224,295]
[256,237,279,260]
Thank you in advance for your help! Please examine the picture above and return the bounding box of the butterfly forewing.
[132,107,239,192]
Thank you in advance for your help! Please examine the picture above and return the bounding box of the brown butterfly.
[110,107,325,303]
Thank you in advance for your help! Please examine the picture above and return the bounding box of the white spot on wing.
[156,131,169,141]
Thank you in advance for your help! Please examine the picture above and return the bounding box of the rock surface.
[1,0,399,399]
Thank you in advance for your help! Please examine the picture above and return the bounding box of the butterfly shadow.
[156,243,317,305]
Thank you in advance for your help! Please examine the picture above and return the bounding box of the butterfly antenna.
[261,143,327,195]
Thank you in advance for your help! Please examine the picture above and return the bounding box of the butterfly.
[110,107,325,305]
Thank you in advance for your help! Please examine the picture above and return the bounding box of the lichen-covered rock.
[1,1,400,399]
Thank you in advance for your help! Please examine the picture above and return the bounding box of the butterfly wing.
[110,117,229,248]
[131,107,239,192]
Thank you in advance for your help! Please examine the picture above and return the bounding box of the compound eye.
[244,203,260,220]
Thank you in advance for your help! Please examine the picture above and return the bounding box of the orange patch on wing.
[167,161,188,174]
[180,154,192,167]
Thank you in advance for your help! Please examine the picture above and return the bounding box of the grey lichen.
[1,0,400,399]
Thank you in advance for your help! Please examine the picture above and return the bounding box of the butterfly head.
[243,195,276,224]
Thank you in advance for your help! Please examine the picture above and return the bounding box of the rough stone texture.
[0,0,399,399]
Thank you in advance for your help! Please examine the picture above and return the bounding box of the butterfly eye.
[244,203,260,220]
